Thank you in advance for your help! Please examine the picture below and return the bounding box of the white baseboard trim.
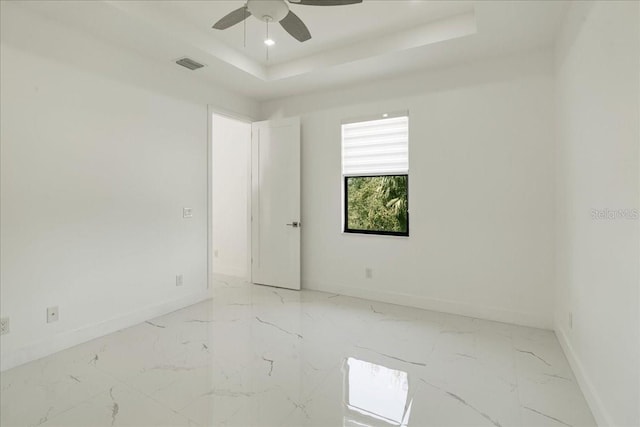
[0,290,212,372]
[555,326,612,427]
[302,280,552,330]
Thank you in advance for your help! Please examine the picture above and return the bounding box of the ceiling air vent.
[176,57,205,71]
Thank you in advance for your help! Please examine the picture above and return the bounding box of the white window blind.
[342,115,408,176]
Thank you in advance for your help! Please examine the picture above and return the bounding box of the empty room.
[0,0,638,426]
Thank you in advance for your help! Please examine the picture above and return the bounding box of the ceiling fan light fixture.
[247,0,289,23]
[264,38,276,46]
[212,0,363,43]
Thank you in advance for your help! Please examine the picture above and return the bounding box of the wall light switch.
[47,306,59,323]
[176,274,184,287]
[365,268,373,279]
[183,207,193,218]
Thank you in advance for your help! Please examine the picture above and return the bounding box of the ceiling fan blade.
[280,11,311,42]
[288,0,363,5]
[212,7,250,30]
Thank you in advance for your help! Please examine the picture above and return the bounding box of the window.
[342,114,409,236]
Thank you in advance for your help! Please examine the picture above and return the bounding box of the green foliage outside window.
[345,175,408,235]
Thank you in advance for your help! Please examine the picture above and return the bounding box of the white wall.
[211,114,251,279]
[554,2,640,426]
[262,50,557,329]
[0,3,258,371]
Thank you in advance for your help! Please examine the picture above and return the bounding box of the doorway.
[210,112,252,282]
[209,111,301,291]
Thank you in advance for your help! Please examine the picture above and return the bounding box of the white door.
[251,117,301,290]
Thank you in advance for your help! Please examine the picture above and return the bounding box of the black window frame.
[343,174,409,237]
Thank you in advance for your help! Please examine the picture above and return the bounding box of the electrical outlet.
[47,306,59,323]
[183,207,193,218]
[0,317,9,335]
[176,274,184,287]
[365,268,373,279]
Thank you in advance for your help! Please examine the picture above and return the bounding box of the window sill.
[341,231,410,239]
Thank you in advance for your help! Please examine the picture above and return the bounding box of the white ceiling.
[169,0,476,65]
[13,0,568,101]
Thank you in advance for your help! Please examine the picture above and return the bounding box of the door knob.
[286,221,300,228]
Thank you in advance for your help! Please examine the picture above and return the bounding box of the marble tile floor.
[1,278,596,427]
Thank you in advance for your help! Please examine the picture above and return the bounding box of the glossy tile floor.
[1,278,596,427]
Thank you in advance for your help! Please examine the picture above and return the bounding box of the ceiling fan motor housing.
[247,0,290,22]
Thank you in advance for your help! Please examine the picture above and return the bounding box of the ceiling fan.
[212,0,363,43]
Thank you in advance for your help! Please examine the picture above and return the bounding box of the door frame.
[207,105,254,290]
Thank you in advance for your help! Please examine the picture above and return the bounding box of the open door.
[251,117,301,290]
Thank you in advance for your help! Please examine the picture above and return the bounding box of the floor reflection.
[343,357,413,427]
[0,278,597,427]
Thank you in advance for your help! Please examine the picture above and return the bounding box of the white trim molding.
[0,290,212,372]
[302,280,552,330]
[555,326,613,427]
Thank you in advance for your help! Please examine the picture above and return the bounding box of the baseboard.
[555,326,612,427]
[302,280,552,330]
[0,290,212,372]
